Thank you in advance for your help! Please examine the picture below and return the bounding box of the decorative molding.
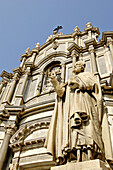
[20,48,33,62]
[73,26,80,33]
[12,67,23,78]
[102,31,113,43]
[84,22,100,36]
[34,51,67,70]
[52,40,59,50]
[10,121,50,149]
[0,70,13,80]
[5,122,17,135]
[25,48,33,56]
[84,38,97,48]
[67,43,81,53]
[0,108,9,120]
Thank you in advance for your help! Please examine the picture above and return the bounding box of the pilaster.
[37,71,44,95]
[15,68,31,105]
[0,122,17,170]
[0,79,6,93]
[20,56,26,68]
[61,63,66,84]
[107,37,113,61]
[88,45,98,73]
[85,39,98,73]
[5,74,18,104]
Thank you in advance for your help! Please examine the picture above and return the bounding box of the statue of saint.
[44,61,113,165]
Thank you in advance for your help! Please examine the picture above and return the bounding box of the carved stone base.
[51,159,109,170]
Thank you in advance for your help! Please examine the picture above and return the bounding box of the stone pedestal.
[51,159,109,170]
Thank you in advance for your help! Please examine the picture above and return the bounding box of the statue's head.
[73,61,86,74]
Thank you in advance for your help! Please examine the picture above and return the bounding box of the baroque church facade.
[0,23,113,169]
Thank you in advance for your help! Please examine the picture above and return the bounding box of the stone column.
[107,37,113,60]
[104,45,113,72]
[75,35,78,44]
[0,79,5,93]
[88,45,98,73]
[0,123,16,170]
[31,53,36,63]
[15,68,30,105]
[71,50,78,70]
[6,74,18,104]
[37,71,44,95]
[61,63,66,84]
[19,71,29,95]
[20,57,26,68]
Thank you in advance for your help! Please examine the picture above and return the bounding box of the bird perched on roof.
[53,26,63,34]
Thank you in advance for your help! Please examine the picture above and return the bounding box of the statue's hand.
[68,78,79,89]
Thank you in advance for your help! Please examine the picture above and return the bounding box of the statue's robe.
[44,72,113,161]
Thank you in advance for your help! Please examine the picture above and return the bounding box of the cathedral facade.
[0,23,113,170]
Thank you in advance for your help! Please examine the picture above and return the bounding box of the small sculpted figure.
[44,61,113,165]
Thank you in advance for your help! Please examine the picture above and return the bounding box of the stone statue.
[44,61,113,165]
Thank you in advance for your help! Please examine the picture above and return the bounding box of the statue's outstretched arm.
[49,72,65,97]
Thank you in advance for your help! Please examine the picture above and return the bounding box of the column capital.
[104,45,109,52]
[25,67,31,75]
[0,79,6,85]
[5,122,17,136]
[71,50,79,57]
[13,67,23,78]
[107,37,113,46]
[88,45,95,54]
[61,62,66,67]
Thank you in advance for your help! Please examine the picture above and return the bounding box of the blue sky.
[0,0,113,75]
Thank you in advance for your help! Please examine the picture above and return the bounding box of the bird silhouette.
[53,26,63,34]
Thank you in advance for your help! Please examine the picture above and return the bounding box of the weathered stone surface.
[51,159,109,170]
[0,23,113,170]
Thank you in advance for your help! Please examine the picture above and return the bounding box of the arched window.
[42,61,61,94]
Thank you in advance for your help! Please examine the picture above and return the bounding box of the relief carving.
[10,122,50,148]
[42,64,61,94]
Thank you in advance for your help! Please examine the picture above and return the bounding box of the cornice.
[25,61,34,68]
[31,48,39,54]
[10,138,45,151]
[102,31,113,43]
[67,43,82,53]
[0,108,9,120]
[34,51,68,70]
[31,34,73,55]
[72,24,100,38]
[84,38,97,48]
[20,53,27,61]
[0,105,23,121]
[84,26,100,36]
[22,100,55,116]
[12,67,23,77]
[4,105,23,118]
[0,70,13,80]
[10,121,50,149]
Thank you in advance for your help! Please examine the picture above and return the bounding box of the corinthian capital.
[5,122,17,135]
